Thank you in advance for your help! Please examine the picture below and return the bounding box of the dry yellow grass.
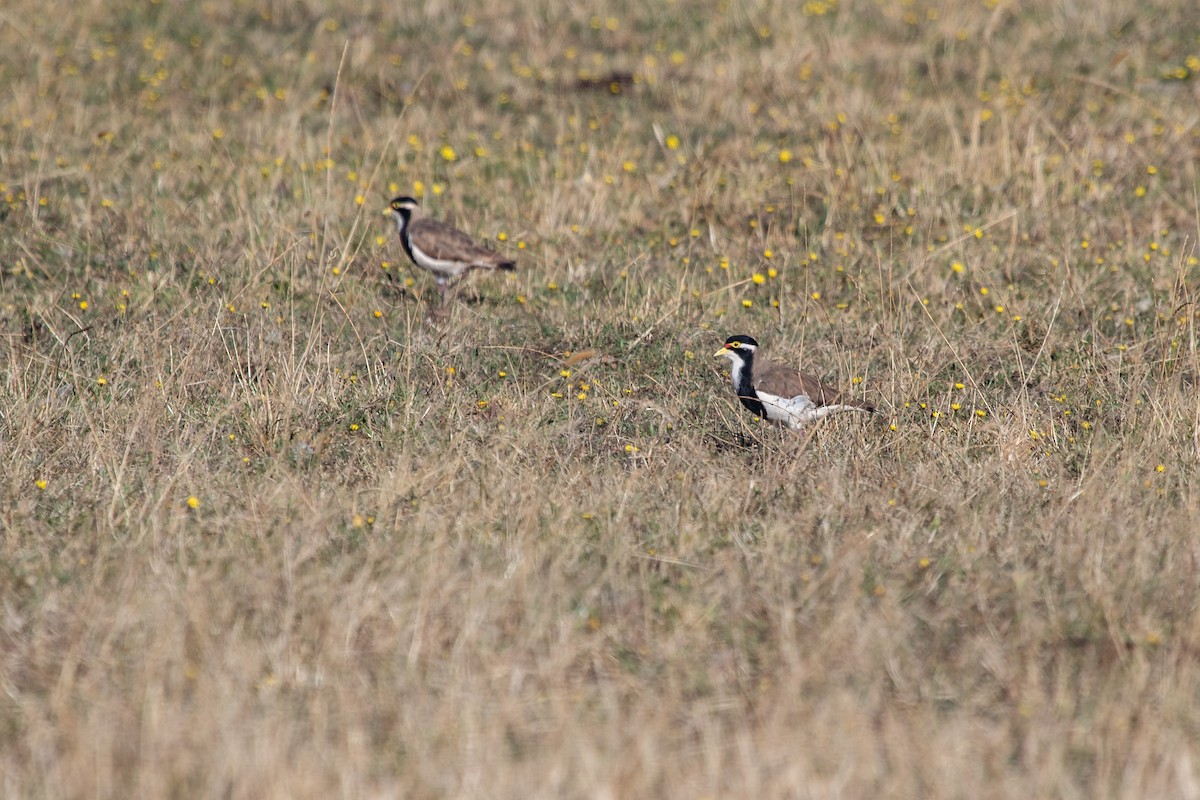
[2,0,1200,796]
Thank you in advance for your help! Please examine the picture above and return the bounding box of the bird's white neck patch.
[728,355,747,390]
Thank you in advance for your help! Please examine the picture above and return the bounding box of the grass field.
[3,0,1200,796]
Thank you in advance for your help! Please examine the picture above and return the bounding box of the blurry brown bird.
[386,195,515,299]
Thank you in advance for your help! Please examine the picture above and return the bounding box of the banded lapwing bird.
[386,196,515,299]
[714,334,875,429]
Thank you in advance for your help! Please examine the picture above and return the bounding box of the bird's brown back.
[410,217,515,269]
[754,359,874,411]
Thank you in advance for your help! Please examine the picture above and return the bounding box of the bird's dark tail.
[496,260,516,271]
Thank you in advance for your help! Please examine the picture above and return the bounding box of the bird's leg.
[443,269,479,302]
[436,279,449,301]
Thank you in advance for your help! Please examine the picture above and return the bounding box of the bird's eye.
[391,202,401,210]
[729,341,740,349]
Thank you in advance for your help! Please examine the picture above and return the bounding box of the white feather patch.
[755,390,819,429]
[409,240,471,280]
[755,390,866,429]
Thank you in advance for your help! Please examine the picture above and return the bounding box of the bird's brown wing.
[410,218,515,269]
[753,359,841,405]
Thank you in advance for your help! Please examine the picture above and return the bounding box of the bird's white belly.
[409,240,470,279]
[756,390,819,429]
